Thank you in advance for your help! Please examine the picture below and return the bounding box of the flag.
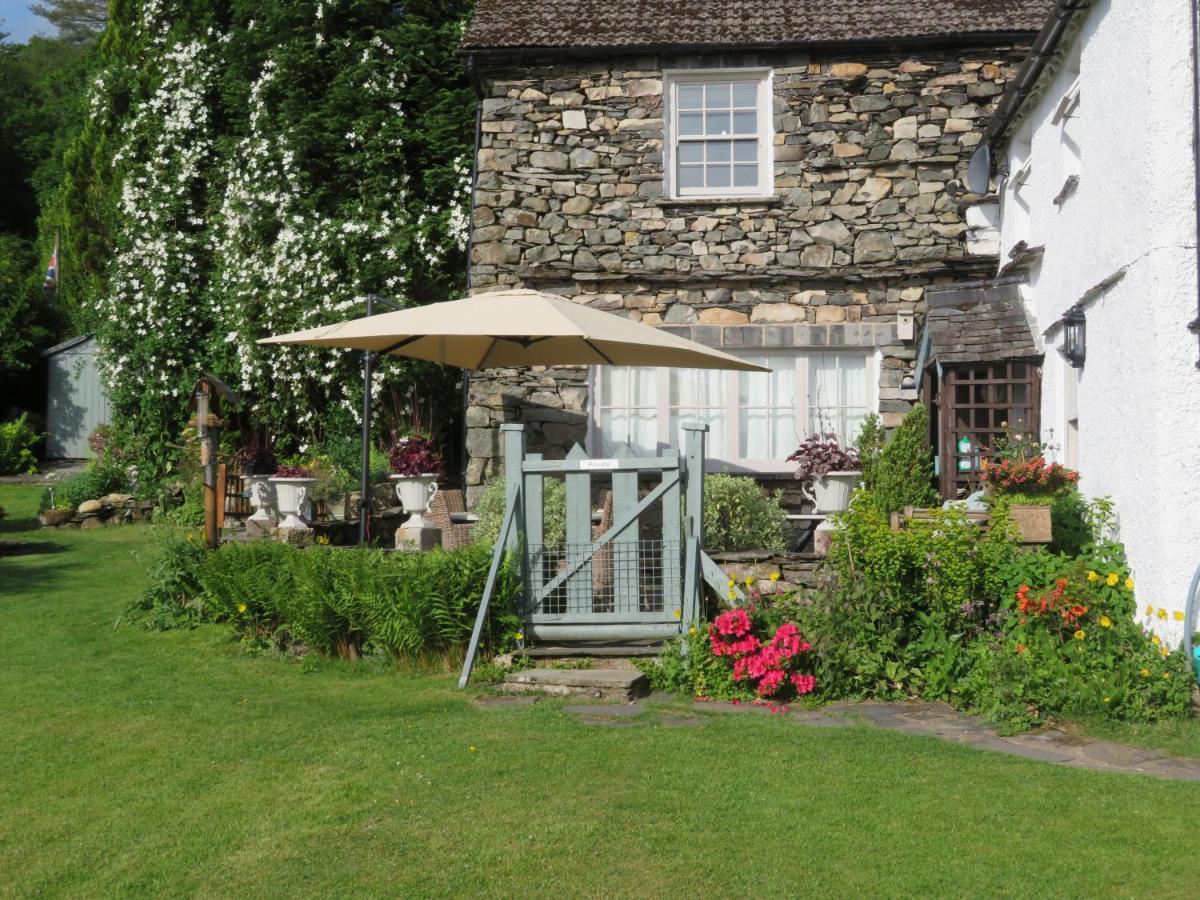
[44,232,59,290]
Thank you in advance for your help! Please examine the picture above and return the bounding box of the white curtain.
[669,367,725,453]
[809,353,867,445]
[739,354,796,458]
[598,367,658,456]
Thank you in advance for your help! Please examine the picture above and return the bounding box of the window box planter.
[802,471,861,514]
[1008,503,1053,543]
[389,474,439,530]
[269,477,316,530]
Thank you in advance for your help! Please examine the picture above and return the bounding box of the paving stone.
[966,737,1079,764]
[574,716,646,728]
[502,668,648,700]
[693,700,774,715]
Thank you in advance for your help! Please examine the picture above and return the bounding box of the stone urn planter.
[244,474,277,533]
[1008,503,1053,543]
[269,477,316,530]
[390,474,439,529]
[802,471,861,514]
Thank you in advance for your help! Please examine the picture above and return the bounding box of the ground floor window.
[592,351,878,471]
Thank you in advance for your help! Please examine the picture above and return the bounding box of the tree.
[28,0,107,44]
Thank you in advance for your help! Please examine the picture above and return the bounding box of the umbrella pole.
[359,344,374,546]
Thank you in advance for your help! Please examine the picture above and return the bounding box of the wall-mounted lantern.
[1063,304,1086,368]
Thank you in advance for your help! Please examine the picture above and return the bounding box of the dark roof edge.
[985,0,1093,147]
[460,30,1041,60]
[41,334,95,357]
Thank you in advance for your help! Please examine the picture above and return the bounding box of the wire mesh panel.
[527,540,681,623]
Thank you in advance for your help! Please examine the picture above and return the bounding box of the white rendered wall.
[996,0,1200,634]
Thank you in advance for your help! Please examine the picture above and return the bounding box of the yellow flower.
[688,626,698,635]
[1086,570,1099,582]
[1161,647,1170,658]
[769,571,781,582]
[1103,696,1111,704]
[728,589,736,601]
[1140,668,1150,678]
[673,609,682,619]
[1152,634,1162,646]
[744,575,755,587]
[1157,608,1168,620]
[1105,572,1119,587]
[316,534,330,545]
[1173,610,1185,622]
[469,746,477,753]
[1073,629,1086,641]
[1099,615,1112,629]
[1124,577,1134,590]
[1145,605,1154,616]
[514,632,524,642]
[1163,671,1171,679]
[727,578,735,588]
[237,602,247,614]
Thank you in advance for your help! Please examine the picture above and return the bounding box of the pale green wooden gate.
[459,422,731,687]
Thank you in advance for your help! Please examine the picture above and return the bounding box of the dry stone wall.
[466,44,1028,500]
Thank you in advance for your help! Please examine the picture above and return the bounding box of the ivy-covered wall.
[47,0,475,479]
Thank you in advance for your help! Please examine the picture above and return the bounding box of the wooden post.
[500,424,528,610]
[682,425,707,625]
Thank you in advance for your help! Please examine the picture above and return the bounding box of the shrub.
[702,474,787,552]
[959,542,1194,730]
[864,404,937,514]
[0,413,41,475]
[853,413,887,489]
[132,537,521,665]
[473,476,567,547]
[40,460,130,510]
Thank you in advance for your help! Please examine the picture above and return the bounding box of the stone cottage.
[459,0,1053,503]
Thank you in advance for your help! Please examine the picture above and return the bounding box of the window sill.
[654,195,782,210]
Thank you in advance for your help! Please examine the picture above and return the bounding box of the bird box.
[188,374,239,435]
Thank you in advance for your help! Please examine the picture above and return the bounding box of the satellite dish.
[966,145,992,194]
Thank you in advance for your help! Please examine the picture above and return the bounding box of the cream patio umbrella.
[257,287,767,544]
[258,287,767,372]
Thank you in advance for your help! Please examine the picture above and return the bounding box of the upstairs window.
[664,71,773,199]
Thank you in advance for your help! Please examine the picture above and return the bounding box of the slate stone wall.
[465,44,1029,501]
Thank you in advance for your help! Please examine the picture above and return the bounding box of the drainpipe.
[462,53,485,486]
[1191,0,1200,367]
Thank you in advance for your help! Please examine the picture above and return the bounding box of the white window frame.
[662,68,774,200]
[587,350,879,473]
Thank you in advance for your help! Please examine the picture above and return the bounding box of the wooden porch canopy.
[917,278,1042,499]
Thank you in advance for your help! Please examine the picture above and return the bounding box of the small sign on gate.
[578,458,618,471]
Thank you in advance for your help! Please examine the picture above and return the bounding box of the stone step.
[502,668,649,701]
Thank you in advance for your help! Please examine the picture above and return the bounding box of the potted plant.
[788,433,861,513]
[981,424,1079,543]
[269,463,316,530]
[388,436,444,529]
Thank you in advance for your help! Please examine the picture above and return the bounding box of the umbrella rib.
[583,338,614,364]
[378,335,422,355]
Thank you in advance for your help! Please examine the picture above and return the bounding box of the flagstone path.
[476,694,1200,781]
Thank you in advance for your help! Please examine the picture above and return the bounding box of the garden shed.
[42,335,111,459]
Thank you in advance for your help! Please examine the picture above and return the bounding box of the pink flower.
[757,669,786,696]
[790,673,816,695]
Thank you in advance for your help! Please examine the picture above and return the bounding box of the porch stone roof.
[924,280,1040,365]
[462,0,1052,52]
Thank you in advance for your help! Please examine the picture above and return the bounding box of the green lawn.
[2,482,1200,898]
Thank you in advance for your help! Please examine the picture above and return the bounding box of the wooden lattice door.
[937,360,1041,499]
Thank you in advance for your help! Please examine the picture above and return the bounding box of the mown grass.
[2,482,1199,898]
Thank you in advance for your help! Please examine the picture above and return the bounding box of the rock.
[102,493,133,506]
[854,231,897,263]
[39,508,74,527]
[800,244,834,267]
[698,307,749,325]
[569,147,599,169]
[855,177,892,203]
[892,116,918,139]
[889,139,920,160]
[832,143,864,157]
[751,303,805,323]
[815,305,847,323]
[663,303,698,324]
[808,219,852,246]
[80,516,104,529]
[78,499,103,515]
[829,62,868,77]
[529,150,569,170]
[561,109,587,130]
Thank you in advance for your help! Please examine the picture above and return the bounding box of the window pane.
[679,111,703,136]
[705,82,731,108]
[808,356,840,433]
[732,82,758,107]
[733,164,758,188]
[738,355,797,458]
[838,355,867,408]
[597,367,658,457]
[678,84,704,109]
[733,140,757,162]
[678,142,704,164]
[678,164,704,188]
[707,141,731,162]
[707,164,731,187]
[706,110,731,135]
[733,109,757,133]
